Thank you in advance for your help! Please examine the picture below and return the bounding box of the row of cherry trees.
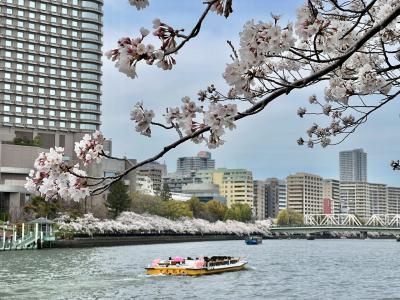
[25,0,400,202]
[56,212,271,236]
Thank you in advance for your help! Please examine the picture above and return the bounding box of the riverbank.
[51,234,243,248]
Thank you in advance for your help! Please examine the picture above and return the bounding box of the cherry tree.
[26,0,400,202]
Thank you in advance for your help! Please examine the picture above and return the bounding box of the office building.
[278,180,287,211]
[136,175,155,195]
[323,179,340,213]
[136,161,167,192]
[265,178,286,219]
[177,151,215,176]
[253,180,266,220]
[339,149,367,182]
[286,172,323,215]
[196,168,253,208]
[181,183,226,204]
[162,172,199,193]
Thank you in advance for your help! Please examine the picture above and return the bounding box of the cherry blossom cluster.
[203,103,237,148]
[74,131,105,166]
[25,147,90,202]
[297,93,361,148]
[130,101,155,137]
[129,0,149,10]
[109,0,234,78]
[207,0,233,18]
[105,18,187,77]
[105,26,161,78]
[163,97,237,149]
[391,160,400,171]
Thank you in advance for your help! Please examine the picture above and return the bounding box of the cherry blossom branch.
[106,0,220,78]
[27,0,400,202]
[92,4,400,194]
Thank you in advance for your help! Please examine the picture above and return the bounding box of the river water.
[1,239,400,299]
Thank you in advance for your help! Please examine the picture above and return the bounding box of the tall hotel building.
[0,0,103,220]
[0,0,103,155]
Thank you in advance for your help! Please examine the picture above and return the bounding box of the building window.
[81,43,100,51]
[80,124,97,130]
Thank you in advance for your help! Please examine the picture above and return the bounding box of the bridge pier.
[359,231,368,239]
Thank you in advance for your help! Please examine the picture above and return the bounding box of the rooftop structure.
[177,151,215,176]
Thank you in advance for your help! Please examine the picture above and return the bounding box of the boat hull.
[245,240,262,245]
[146,263,247,276]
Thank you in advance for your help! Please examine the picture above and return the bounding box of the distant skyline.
[101,0,400,186]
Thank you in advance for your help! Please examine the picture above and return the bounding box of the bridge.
[270,214,400,235]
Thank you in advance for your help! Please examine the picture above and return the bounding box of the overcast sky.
[100,0,400,186]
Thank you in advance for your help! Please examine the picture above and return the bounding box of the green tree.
[162,200,193,219]
[276,209,303,226]
[159,183,172,201]
[105,181,131,219]
[32,135,42,147]
[186,197,209,219]
[224,203,252,222]
[24,195,60,219]
[131,192,165,215]
[13,135,42,147]
[205,200,228,221]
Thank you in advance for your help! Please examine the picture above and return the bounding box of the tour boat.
[245,236,262,245]
[145,256,247,276]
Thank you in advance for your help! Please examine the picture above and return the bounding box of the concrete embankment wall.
[52,235,243,248]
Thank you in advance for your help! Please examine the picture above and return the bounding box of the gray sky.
[100,0,400,186]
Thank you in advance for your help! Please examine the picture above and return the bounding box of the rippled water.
[1,239,400,299]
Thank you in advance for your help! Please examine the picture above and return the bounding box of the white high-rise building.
[339,182,387,219]
[388,187,400,214]
[339,149,367,182]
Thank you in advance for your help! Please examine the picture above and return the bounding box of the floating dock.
[1,218,56,251]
